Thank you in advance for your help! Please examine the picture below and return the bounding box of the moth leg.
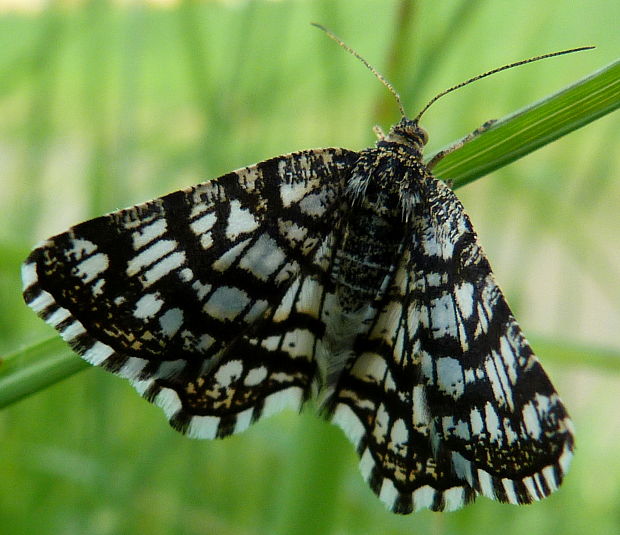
[426,119,497,169]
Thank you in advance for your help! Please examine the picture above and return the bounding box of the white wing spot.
[61,320,87,341]
[484,355,508,407]
[425,272,445,287]
[332,404,365,447]
[238,234,286,281]
[351,353,387,384]
[244,366,268,386]
[262,387,303,417]
[373,403,389,445]
[214,360,243,387]
[127,239,177,275]
[143,251,185,287]
[453,419,470,440]
[281,328,314,358]
[203,286,250,321]
[192,279,213,301]
[190,211,217,235]
[243,299,269,323]
[484,402,502,443]
[82,341,114,366]
[91,278,105,296]
[260,335,280,352]
[390,418,408,446]
[379,478,399,510]
[154,388,182,419]
[477,470,495,498]
[430,293,458,339]
[21,262,38,292]
[355,449,373,483]
[179,268,193,282]
[436,356,465,399]
[534,393,552,417]
[66,238,97,259]
[46,307,70,328]
[502,479,519,504]
[159,307,184,337]
[278,219,309,248]
[298,191,328,217]
[503,418,518,445]
[134,292,164,319]
[198,333,215,352]
[491,350,514,410]
[500,336,518,384]
[74,253,108,284]
[412,385,428,429]
[470,408,484,436]
[200,232,213,250]
[443,486,466,512]
[420,350,434,384]
[412,486,436,511]
[187,415,219,439]
[522,401,542,439]
[226,200,259,240]
[280,182,311,207]
[212,237,252,271]
[455,281,474,319]
[132,219,167,249]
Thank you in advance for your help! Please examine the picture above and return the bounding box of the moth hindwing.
[23,122,573,514]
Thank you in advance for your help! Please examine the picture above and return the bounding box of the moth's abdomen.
[331,194,404,311]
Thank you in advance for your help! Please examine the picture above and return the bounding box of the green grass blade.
[4,62,618,410]
[0,338,90,409]
[530,335,620,372]
[432,59,620,188]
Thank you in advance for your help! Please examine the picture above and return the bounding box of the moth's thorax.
[378,117,429,157]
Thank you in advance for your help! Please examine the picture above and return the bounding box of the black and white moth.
[21,29,583,514]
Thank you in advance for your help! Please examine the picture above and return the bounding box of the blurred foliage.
[1,1,619,534]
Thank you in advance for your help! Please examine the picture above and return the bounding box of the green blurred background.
[1,1,619,534]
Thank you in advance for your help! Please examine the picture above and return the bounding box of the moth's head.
[383,117,429,152]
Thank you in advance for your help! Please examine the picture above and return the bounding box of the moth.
[22,28,585,513]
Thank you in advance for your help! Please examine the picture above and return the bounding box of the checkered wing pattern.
[22,148,358,438]
[327,172,573,513]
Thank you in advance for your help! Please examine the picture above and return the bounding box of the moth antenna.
[414,46,595,122]
[312,22,406,117]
